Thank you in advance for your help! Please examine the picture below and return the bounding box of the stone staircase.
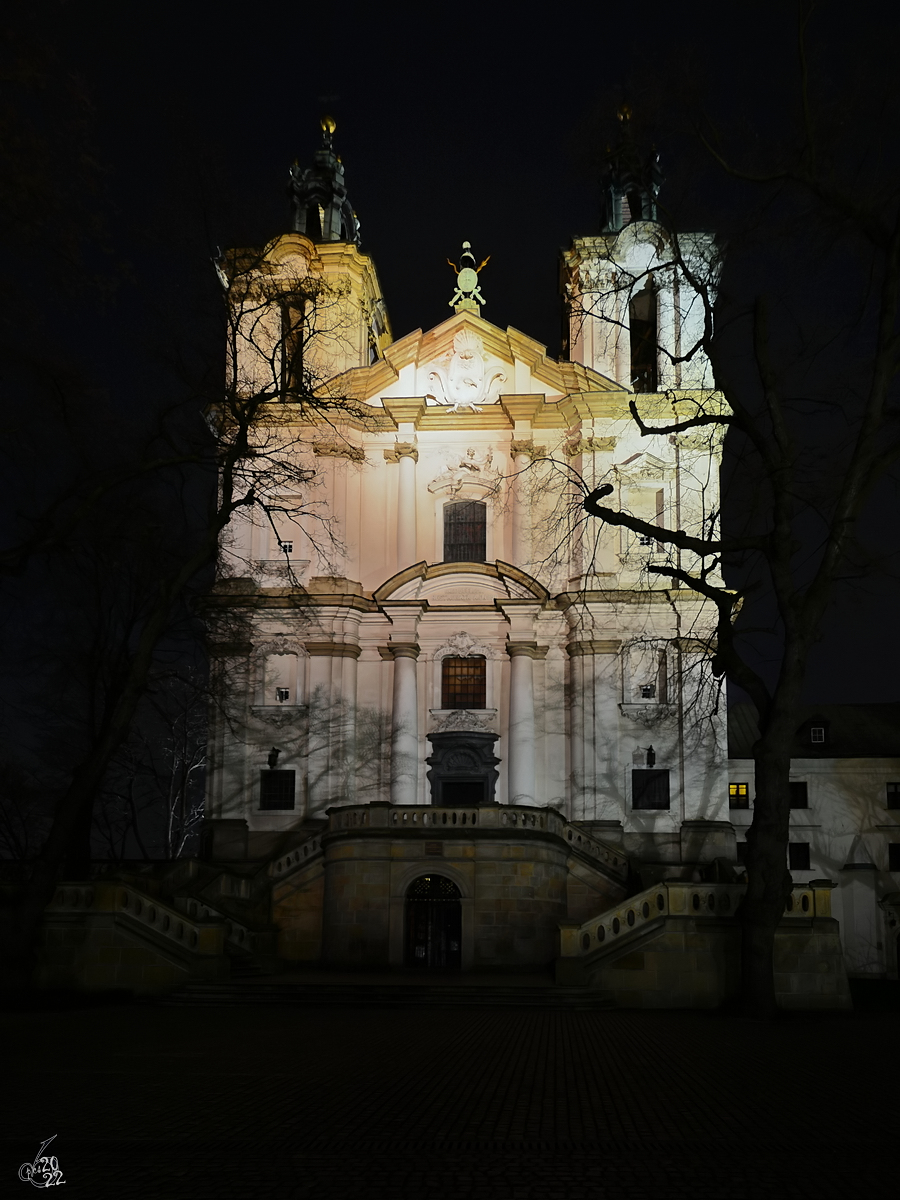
[160,975,613,1009]
[555,878,852,1009]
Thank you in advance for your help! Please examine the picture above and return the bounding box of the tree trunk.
[738,726,795,1017]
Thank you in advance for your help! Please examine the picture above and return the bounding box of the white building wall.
[208,233,734,878]
[729,755,900,978]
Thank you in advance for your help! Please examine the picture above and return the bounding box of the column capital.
[383,442,419,463]
[563,435,616,458]
[388,643,420,660]
[507,642,548,659]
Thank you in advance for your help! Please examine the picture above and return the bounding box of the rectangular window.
[736,841,749,866]
[789,781,809,809]
[441,656,486,709]
[810,726,825,744]
[443,501,487,563]
[886,783,900,809]
[729,782,750,809]
[788,842,811,871]
[275,687,290,704]
[632,769,670,810]
[260,770,295,811]
[889,844,900,872]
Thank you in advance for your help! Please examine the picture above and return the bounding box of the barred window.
[443,501,486,563]
[260,770,295,811]
[441,656,486,709]
[632,769,670,810]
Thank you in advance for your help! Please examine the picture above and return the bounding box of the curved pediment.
[374,561,548,606]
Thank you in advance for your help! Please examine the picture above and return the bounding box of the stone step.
[161,981,613,1009]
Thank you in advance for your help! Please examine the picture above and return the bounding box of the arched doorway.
[404,875,462,969]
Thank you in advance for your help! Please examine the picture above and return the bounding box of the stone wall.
[37,912,228,995]
[272,861,325,962]
[569,917,852,1010]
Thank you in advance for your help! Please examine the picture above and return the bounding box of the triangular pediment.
[331,311,620,410]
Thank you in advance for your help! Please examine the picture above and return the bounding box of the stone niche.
[426,731,500,806]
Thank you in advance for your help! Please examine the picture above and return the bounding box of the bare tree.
[0,239,371,993]
[569,33,900,1013]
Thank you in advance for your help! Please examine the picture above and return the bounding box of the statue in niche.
[426,330,506,413]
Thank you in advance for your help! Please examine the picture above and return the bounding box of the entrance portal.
[404,875,462,969]
[426,730,499,805]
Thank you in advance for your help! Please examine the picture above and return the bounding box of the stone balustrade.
[324,803,628,882]
[268,834,323,878]
[558,879,837,959]
[45,881,226,958]
[172,896,255,953]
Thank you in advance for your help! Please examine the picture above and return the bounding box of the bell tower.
[562,107,719,392]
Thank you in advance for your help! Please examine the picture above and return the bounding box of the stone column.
[566,638,621,822]
[389,644,420,806]
[396,446,418,567]
[656,269,677,391]
[501,399,543,569]
[507,643,539,805]
[305,643,334,816]
[509,440,533,567]
[383,400,425,572]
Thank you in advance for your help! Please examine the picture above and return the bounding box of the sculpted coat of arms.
[425,330,507,414]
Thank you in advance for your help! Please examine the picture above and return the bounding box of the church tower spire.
[599,105,663,232]
[288,117,360,245]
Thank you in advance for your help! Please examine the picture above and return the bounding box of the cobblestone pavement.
[3,998,897,1198]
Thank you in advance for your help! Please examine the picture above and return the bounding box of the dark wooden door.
[404,875,462,969]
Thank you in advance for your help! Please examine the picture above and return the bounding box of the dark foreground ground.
[2,982,897,1200]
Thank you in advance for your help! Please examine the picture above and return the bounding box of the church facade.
[196,121,851,1004]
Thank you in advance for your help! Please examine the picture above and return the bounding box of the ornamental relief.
[254,636,307,659]
[428,445,500,496]
[423,330,507,413]
[429,709,496,735]
[433,631,495,661]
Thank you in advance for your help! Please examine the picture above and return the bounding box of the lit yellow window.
[729,782,750,809]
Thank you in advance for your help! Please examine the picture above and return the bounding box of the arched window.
[629,285,658,393]
[441,656,486,709]
[443,500,486,563]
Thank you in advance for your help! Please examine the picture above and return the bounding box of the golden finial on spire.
[321,115,337,135]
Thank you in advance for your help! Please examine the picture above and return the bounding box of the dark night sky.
[20,0,900,705]
[51,0,807,348]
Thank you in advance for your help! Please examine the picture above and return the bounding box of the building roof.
[728,701,900,759]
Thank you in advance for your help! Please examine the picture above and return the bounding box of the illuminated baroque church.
[195,119,852,1005]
